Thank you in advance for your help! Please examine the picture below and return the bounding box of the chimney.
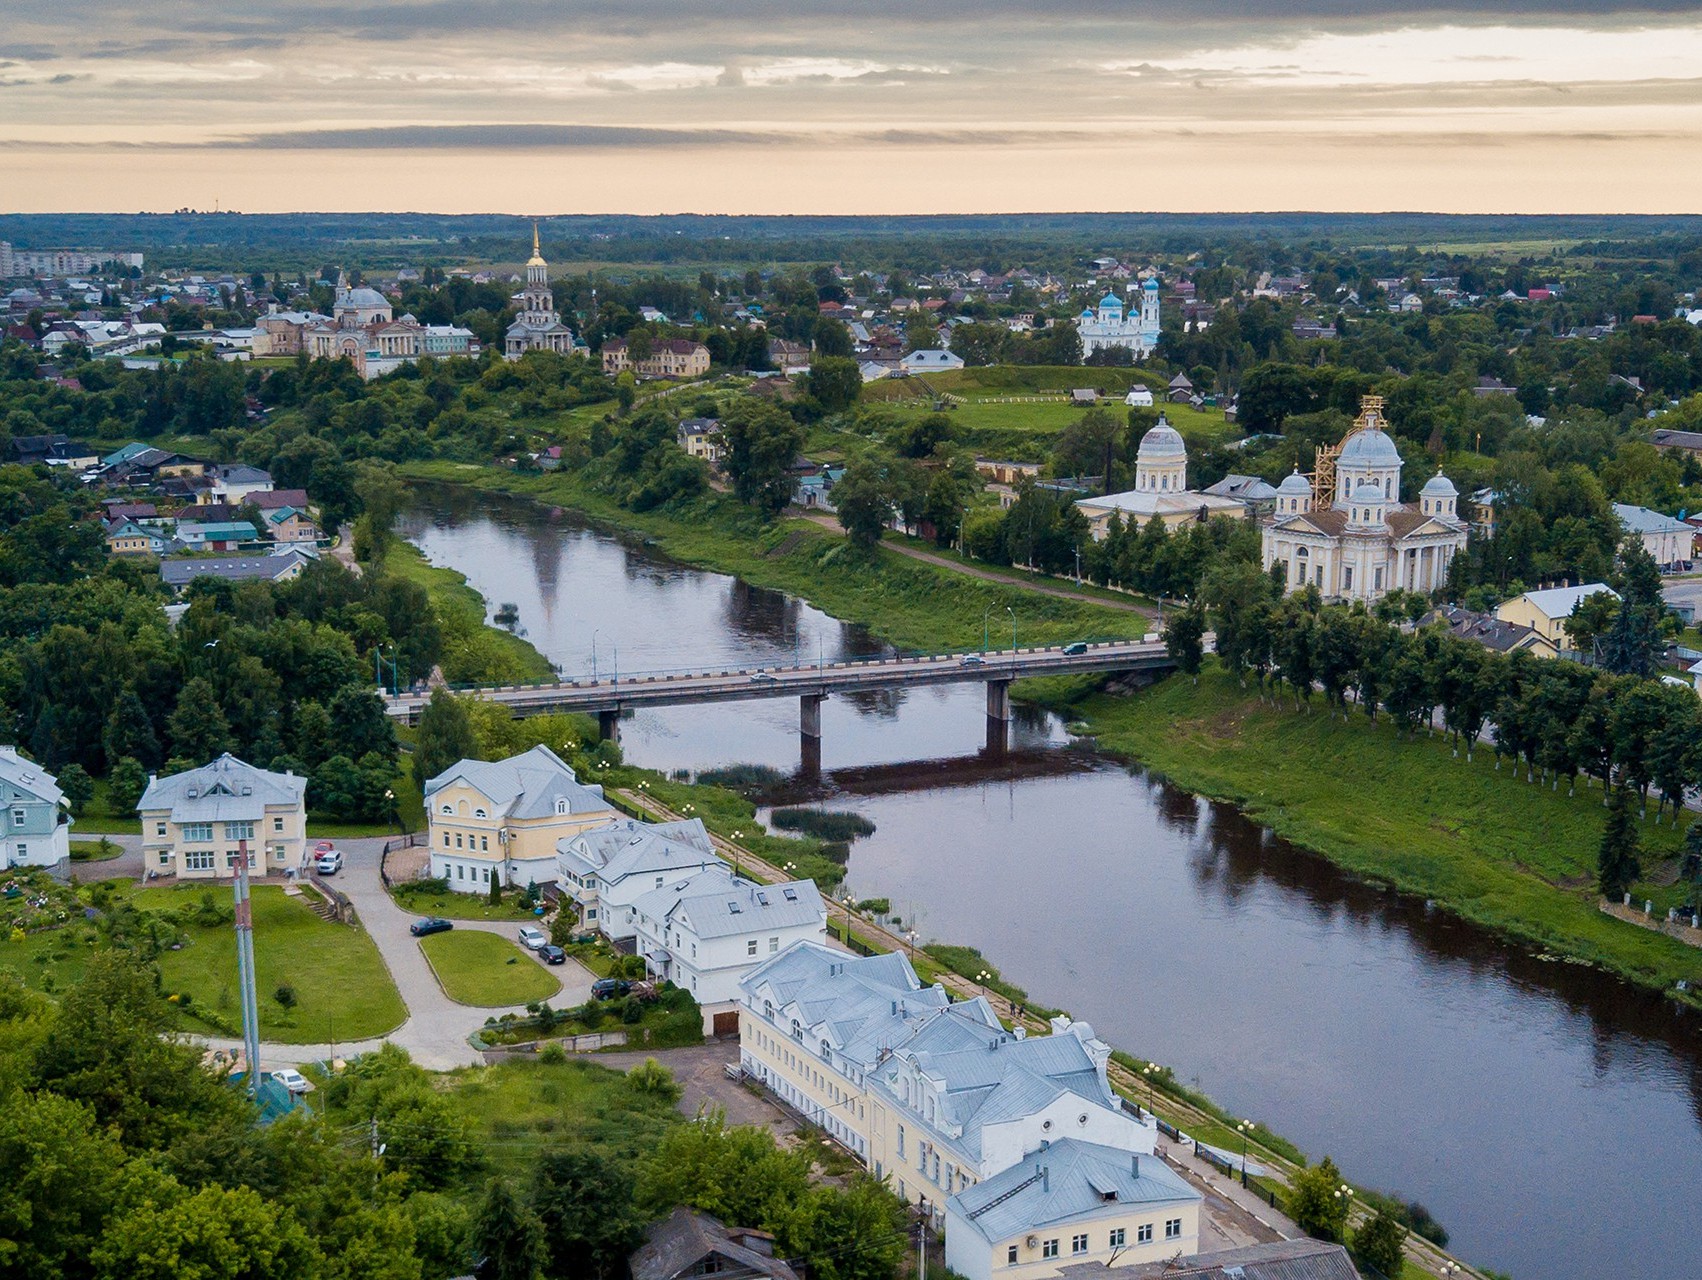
[0,745,17,762]
[1041,1166,1049,1193]
[1131,1155,1141,1178]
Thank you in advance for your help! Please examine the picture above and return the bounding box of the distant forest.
[8,211,1702,275]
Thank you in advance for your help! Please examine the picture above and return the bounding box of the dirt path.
[795,513,1155,618]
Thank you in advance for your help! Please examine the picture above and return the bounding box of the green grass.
[1075,664,1702,1001]
[129,882,403,1041]
[419,929,562,1006]
[390,881,542,922]
[381,537,556,684]
[69,838,124,862]
[442,1056,681,1174]
[400,462,1144,655]
[78,779,140,835]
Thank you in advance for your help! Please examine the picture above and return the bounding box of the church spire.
[532,221,540,260]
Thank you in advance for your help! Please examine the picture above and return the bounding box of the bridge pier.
[800,694,825,741]
[985,679,1012,722]
[597,709,621,745]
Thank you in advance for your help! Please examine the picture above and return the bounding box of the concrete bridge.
[385,638,1175,761]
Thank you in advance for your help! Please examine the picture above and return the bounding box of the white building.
[0,747,72,876]
[1262,396,1469,602]
[1074,417,1247,538]
[504,226,584,360]
[557,817,722,938]
[901,348,965,374]
[1077,278,1161,361]
[1124,384,1154,408]
[945,1140,1201,1280]
[1613,502,1691,570]
[629,865,826,1030]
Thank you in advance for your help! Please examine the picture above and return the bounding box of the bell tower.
[521,222,553,323]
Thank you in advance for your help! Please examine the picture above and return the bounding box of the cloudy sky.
[3,1,1700,214]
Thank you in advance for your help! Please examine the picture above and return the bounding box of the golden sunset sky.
[4,2,1701,213]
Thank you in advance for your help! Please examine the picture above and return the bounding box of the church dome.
[1276,470,1312,496]
[342,286,388,309]
[1350,481,1386,503]
[1099,291,1124,309]
[1143,277,1161,290]
[1338,427,1402,468]
[1137,418,1186,461]
[1420,470,1457,497]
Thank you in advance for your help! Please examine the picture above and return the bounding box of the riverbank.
[397,462,1145,652]
[1073,665,1702,1006]
[381,536,555,684]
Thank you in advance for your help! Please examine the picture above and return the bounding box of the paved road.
[204,837,594,1071]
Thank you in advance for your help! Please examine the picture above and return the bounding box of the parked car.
[517,925,547,950]
[315,849,343,875]
[410,916,453,937]
[271,1068,310,1094]
[1062,641,1089,655]
[591,977,631,1000]
[538,944,567,965]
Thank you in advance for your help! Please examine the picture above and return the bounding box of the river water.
[400,485,1702,1280]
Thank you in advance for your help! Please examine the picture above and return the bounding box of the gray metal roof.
[559,817,716,885]
[0,747,64,807]
[633,867,825,940]
[1078,1238,1361,1280]
[1613,501,1690,534]
[137,753,305,821]
[949,1139,1200,1243]
[160,551,308,586]
[424,745,608,821]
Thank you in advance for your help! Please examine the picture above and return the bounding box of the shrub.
[695,763,787,795]
[1353,1210,1407,1278]
[537,1043,567,1065]
[855,898,891,915]
[273,984,297,1009]
[620,996,643,1024]
[770,808,876,841]
[628,1057,680,1099]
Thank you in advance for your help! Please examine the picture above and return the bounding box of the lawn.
[389,880,542,922]
[1076,664,1702,999]
[69,838,124,862]
[419,929,562,1006]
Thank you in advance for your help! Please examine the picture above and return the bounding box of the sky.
[3,1,1701,214]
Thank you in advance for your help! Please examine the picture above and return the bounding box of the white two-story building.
[557,817,721,939]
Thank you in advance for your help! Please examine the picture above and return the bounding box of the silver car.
[518,925,547,950]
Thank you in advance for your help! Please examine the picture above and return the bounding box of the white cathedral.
[504,225,585,360]
[1261,397,1469,602]
[1077,276,1162,361]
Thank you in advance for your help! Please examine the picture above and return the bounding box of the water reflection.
[402,484,1702,1280]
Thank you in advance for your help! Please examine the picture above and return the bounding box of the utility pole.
[233,839,261,1098]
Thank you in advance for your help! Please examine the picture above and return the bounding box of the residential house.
[1495,583,1618,648]
[424,745,617,892]
[558,817,722,938]
[137,754,307,879]
[0,746,72,875]
[900,348,965,374]
[977,460,1043,486]
[768,338,811,370]
[1422,606,1557,659]
[677,418,724,463]
[945,1142,1201,1280]
[628,865,825,1031]
[160,551,312,591]
[630,1209,800,1280]
[1613,502,1691,569]
[1091,1238,1363,1280]
[1124,385,1154,408]
[601,338,712,378]
[105,517,167,557]
[174,521,257,552]
[261,506,319,543]
[1165,373,1194,403]
[1651,427,1702,460]
[205,464,274,505]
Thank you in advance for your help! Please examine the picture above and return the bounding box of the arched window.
[1296,546,1309,559]
[440,804,452,815]
[556,799,569,815]
[473,807,487,819]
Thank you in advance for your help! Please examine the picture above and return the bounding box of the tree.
[0,1091,126,1280]
[1597,785,1642,899]
[470,1179,543,1280]
[1287,1157,1352,1242]
[720,401,806,519]
[832,459,893,551]
[108,755,149,812]
[166,677,232,763]
[779,1176,910,1280]
[92,1183,320,1280]
[104,688,162,769]
[1163,602,1206,684]
[1353,1209,1408,1278]
[56,762,93,816]
[530,1149,641,1280]
[412,690,477,791]
[807,357,862,413]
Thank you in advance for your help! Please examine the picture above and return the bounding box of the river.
[399,484,1702,1280]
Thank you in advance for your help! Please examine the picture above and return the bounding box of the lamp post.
[1236,1120,1255,1188]
[1142,1062,1158,1118]
[1006,606,1017,670]
[731,830,743,879]
[906,928,918,959]
[1333,1183,1353,1238]
[591,628,601,683]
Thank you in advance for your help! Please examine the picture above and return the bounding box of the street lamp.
[906,928,918,958]
[1006,606,1017,669]
[732,830,743,878]
[1236,1120,1255,1187]
[1142,1062,1158,1118]
[591,628,602,683]
[1333,1183,1353,1235]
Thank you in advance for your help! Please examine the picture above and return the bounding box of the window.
[1137,1224,1153,1244]
[896,1124,905,1157]
[1007,1246,1019,1265]
[9,807,23,826]
[1342,566,1353,590]
[14,843,24,859]
[185,849,215,871]
[440,804,452,815]
[273,845,286,861]
[273,816,284,832]
[456,865,464,880]
[156,822,167,838]
[747,939,758,956]
[225,848,255,869]
[1042,1240,1059,1260]
[656,876,665,888]
[1165,1219,1182,1240]
[474,807,487,819]
[159,852,172,866]
[480,836,489,851]
[225,821,255,841]
[1071,1234,1088,1255]
[182,823,213,842]
[455,833,463,848]
[1109,1228,1125,1249]
[769,936,779,953]
[587,908,597,920]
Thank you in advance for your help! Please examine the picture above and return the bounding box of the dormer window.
[473,807,487,819]
[440,804,452,815]
[556,799,568,815]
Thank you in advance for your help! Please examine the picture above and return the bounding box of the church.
[301,273,477,379]
[1075,415,1248,537]
[504,226,584,360]
[1261,396,1469,602]
[1077,276,1162,361]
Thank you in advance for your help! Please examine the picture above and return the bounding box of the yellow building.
[424,745,617,892]
[1494,583,1617,648]
[137,754,307,879]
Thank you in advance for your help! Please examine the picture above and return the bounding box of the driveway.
[68,832,143,882]
[205,838,594,1072]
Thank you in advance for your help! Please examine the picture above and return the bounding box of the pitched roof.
[1082,1238,1361,1280]
[1613,502,1690,535]
[424,745,609,821]
[635,867,825,941]
[1509,583,1617,620]
[949,1139,1200,1244]
[159,551,310,586]
[0,747,65,807]
[137,753,306,822]
[630,1208,799,1280]
[560,817,716,883]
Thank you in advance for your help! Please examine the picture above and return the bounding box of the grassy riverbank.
[399,462,1144,652]
[382,536,555,683]
[1073,664,1702,1002]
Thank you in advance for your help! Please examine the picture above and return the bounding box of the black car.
[409,916,453,937]
[591,977,631,999]
[538,944,567,966]
[1062,641,1089,655]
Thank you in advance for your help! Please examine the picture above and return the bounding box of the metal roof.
[949,1139,1199,1244]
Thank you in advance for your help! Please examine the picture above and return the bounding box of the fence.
[378,832,427,889]
[306,873,355,924]
[476,1028,629,1057]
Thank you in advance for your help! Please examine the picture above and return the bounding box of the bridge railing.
[388,637,1166,701]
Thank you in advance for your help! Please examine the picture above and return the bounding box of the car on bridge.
[959,654,983,666]
[1063,641,1089,655]
[749,671,776,682]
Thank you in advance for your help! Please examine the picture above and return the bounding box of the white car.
[315,849,343,875]
[271,1068,310,1094]
[518,926,548,950]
